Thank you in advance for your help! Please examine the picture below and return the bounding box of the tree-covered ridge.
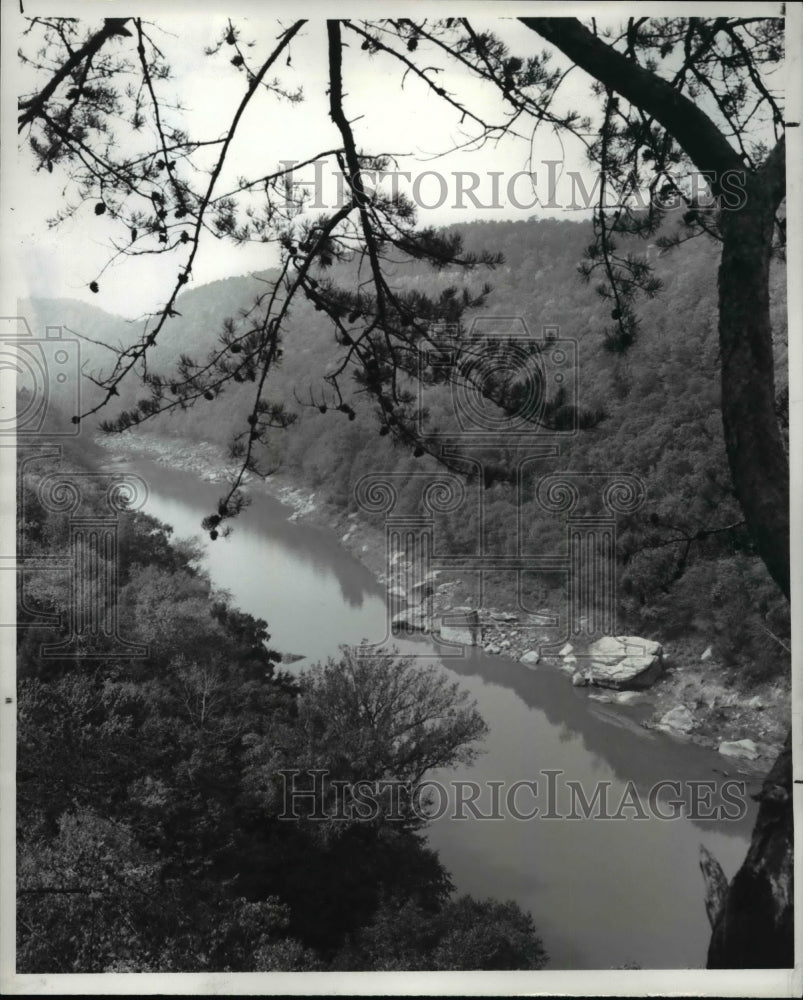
[23,214,789,682]
[17,441,545,972]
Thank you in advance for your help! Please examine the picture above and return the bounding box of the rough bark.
[707,732,794,967]
[699,844,729,930]
[718,149,789,601]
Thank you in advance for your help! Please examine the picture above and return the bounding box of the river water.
[133,457,758,970]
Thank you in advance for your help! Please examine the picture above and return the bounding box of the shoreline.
[96,431,788,772]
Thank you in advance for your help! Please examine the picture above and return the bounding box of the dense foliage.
[17,439,545,972]
[25,214,789,682]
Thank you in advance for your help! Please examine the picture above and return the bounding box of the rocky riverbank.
[97,432,789,771]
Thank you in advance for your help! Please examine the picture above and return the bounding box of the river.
[132,456,758,970]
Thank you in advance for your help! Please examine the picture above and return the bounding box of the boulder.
[484,643,501,655]
[588,635,663,690]
[718,738,759,761]
[437,623,476,645]
[392,608,430,633]
[658,705,695,734]
[520,650,540,667]
[571,671,589,687]
[701,646,713,662]
[746,695,764,710]
[409,579,435,603]
[436,608,480,646]
[559,643,574,657]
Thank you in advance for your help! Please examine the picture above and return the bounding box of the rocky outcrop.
[699,845,730,931]
[588,635,663,690]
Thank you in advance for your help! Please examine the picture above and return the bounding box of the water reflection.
[436,645,761,831]
[134,459,387,661]
[134,455,756,969]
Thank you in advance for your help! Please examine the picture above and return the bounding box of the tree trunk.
[707,171,792,967]
[717,169,789,602]
[520,15,793,968]
[707,731,793,967]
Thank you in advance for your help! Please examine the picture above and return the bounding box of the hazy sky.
[4,2,784,319]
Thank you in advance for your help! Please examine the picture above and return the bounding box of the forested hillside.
[17,430,545,972]
[24,215,790,682]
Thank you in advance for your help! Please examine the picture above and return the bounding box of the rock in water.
[436,608,480,646]
[409,579,435,604]
[588,635,663,690]
[520,650,540,666]
[658,705,695,734]
[392,608,430,633]
[614,690,644,706]
[718,739,758,761]
[438,625,475,645]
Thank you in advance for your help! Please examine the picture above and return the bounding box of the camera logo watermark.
[6,315,150,659]
[0,318,80,436]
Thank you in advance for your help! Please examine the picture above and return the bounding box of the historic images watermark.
[276,159,749,213]
[5,316,149,658]
[354,315,646,659]
[278,769,748,823]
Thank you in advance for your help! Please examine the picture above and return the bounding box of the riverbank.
[96,432,789,770]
